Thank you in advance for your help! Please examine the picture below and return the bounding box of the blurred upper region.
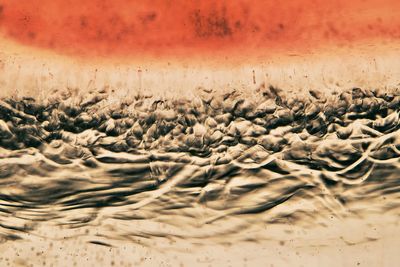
[0,0,399,59]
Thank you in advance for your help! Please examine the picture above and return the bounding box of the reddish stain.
[0,0,399,59]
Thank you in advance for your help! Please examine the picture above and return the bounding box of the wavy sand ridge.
[0,85,399,251]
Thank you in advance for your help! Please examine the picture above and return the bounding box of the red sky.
[0,0,399,59]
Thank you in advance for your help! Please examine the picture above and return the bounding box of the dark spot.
[328,23,339,35]
[21,15,30,23]
[96,29,104,39]
[252,25,260,33]
[235,20,241,29]
[278,23,284,30]
[48,39,55,48]
[0,5,3,18]
[139,12,157,25]
[28,32,36,39]
[191,9,233,38]
[80,16,88,28]
[145,12,157,22]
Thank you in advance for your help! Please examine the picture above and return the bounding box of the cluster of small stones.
[0,85,399,156]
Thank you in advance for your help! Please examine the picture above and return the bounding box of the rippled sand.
[0,84,400,266]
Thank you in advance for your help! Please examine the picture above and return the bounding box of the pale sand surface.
[1,37,400,99]
[0,213,399,267]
